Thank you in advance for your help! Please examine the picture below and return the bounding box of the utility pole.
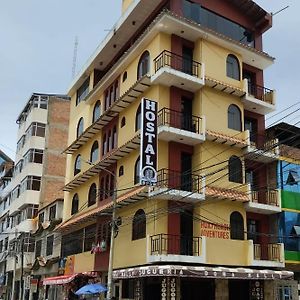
[106,171,117,300]
[11,230,17,300]
[20,235,24,300]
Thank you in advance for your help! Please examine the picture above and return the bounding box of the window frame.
[226,54,240,80]
[228,155,243,184]
[132,209,146,240]
[228,104,242,131]
[71,194,79,215]
[88,183,97,207]
[137,51,150,79]
[230,211,244,240]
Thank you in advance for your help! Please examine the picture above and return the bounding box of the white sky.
[0,0,298,160]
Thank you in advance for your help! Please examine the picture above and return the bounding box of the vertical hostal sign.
[140,98,158,185]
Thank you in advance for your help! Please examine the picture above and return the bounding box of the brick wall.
[39,97,70,208]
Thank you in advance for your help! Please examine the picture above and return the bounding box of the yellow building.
[53,0,296,299]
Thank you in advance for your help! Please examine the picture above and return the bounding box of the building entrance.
[229,280,250,300]
[181,279,215,300]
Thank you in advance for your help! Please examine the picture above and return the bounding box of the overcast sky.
[0,0,298,160]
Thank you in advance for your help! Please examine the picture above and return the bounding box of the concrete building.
[52,1,296,299]
[0,94,70,300]
[268,123,300,296]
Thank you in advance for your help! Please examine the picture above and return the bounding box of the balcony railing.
[158,108,203,134]
[156,168,203,194]
[150,233,201,256]
[247,82,274,104]
[154,50,202,78]
[248,133,278,155]
[254,243,281,261]
[251,189,279,206]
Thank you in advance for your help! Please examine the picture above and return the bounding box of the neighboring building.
[54,1,296,299]
[268,123,300,286]
[0,151,14,298]
[0,93,70,300]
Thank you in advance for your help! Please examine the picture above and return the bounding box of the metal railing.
[150,233,201,256]
[254,243,281,261]
[251,189,279,206]
[247,82,274,104]
[156,168,204,194]
[154,50,202,78]
[158,108,203,134]
[249,133,278,154]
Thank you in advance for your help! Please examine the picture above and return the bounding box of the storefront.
[113,265,297,300]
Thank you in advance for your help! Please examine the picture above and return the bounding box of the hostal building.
[57,0,296,299]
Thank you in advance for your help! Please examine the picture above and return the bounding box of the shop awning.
[113,265,294,281]
[43,272,97,286]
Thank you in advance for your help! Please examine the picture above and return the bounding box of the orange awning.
[43,272,97,286]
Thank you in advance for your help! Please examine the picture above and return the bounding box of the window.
[49,205,56,221]
[62,230,83,257]
[71,194,79,215]
[134,157,140,184]
[132,209,146,240]
[26,122,46,138]
[88,183,97,207]
[286,170,299,186]
[77,117,84,138]
[35,240,42,258]
[137,51,150,79]
[247,219,259,243]
[23,234,35,252]
[121,117,126,128]
[93,100,101,123]
[182,1,254,47]
[76,77,90,105]
[226,55,240,80]
[228,104,241,131]
[104,79,119,111]
[4,237,8,251]
[112,126,117,149]
[74,155,81,176]
[135,104,141,131]
[84,225,96,252]
[24,149,43,165]
[122,72,127,82]
[90,141,99,163]
[46,235,54,256]
[119,166,124,177]
[228,156,243,183]
[230,212,244,240]
[39,212,45,224]
[26,205,38,219]
[278,286,293,300]
[102,134,107,156]
[20,176,41,193]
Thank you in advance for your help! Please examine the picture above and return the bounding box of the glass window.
[119,166,124,177]
[49,205,56,221]
[122,72,127,82]
[134,157,140,184]
[74,155,81,176]
[23,234,35,252]
[26,122,46,138]
[135,104,141,132]
[71,194,79,215]
[20,176,41,193]
[228,104,241,131]
[132,209,146,240]
[278,286,293,300]
[46,235,54,256]
[77,117,84,138]
[112,126,117,149]
[93,101,101,123]
[35,240,42,258]
[228,156,243,183]
[121,117,126,128]
[102,134,107,156]
[88,183,97,207]
[137,51,150,79]
[84,225,96,252]
[230,211,244,240]
[62,230,83,257]
[24,149,43,165]
[39,212,45,223]
[226,55,240,80]
[76,77,90,105]
[90,141,99,163]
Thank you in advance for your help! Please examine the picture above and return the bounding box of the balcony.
[158,108,205,145]
[151,50,205,92]
[242,79,276,115]
[250,242,284,268]
[244,133,279,163]
[148,234,206,264]
[149,169,205,202]
[244,189,281,214]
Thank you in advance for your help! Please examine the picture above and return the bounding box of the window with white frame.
[277,286,293,300]
[20,176,41,193]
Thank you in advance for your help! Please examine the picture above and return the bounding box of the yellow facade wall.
[113,198,168,269]
[73,252,96,273]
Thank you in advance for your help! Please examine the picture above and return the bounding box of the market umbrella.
[75,283,107,295]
